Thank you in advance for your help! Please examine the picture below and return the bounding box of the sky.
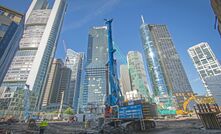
[1,0,221,96]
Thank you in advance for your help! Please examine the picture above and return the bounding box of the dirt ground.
[146,119,221,134]
[0,118,221,134]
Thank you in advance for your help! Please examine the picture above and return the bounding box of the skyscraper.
[1,0,67,110]
[41,59,63,107]
[65,49,84,112]
[0,5,23,42]
[59,66,72,106]
[127,51,150,101]
[41,58,74,111]
[188,42,221,96]
[140,17,169,98]
[119,64,132,97]
[205,74,221,106]
[79,26,108,114]
[140,16,193,108]
[0,6,24,85]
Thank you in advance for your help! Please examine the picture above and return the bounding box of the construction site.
[1,0,221,133]
[0,18,221,134]
[1,117,221,134]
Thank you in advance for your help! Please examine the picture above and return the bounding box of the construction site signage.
[118,104,143,119]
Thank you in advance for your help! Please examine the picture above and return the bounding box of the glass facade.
[127,51,151,101]
[119,64,132,97]
[41,59,63,107]
[0,6,23,86]
[140,19,193,109]
[205,74,221,106]
[140,24,168,97]
[188,42,221,96]
[79,26,108,114]
[1,0,67,110]
[2,8,49,89]
[32,0,67,109]
[65,49,84,111]
[59,66,71,105]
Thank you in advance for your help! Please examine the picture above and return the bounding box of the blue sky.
[1,0,221,95]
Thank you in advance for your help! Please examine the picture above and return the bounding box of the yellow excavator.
[176,95,215,115]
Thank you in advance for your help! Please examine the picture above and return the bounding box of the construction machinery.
[176,95,216,115]
[102,19,157,133]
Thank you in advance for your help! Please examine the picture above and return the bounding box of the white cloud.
[63,0,120,31]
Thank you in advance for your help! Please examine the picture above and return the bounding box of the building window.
[0,24,8,32]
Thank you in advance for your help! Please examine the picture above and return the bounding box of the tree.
[64,107,74,115]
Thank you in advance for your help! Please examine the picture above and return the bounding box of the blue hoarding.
[118,104,143,119]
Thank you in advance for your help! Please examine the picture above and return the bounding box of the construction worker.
[39,119,48,134]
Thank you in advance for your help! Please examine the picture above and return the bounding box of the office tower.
[119,64,132,97]
[140,16,193,108]
[79,26,108,114]
[59,66,72,105]
[0,6,24,85]
[65,49,84,112]
[41,59,63,107]
[205,74,221,106]
[210,0,221,35]
[1,0,67,110]
[140,17,169,98]
[188,42,221,96]
[127,51,150,101]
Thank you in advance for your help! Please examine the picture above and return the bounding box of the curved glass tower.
[140,17,168,98]
[140,16,193,110]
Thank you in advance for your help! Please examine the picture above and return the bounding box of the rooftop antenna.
[141,15,145,24]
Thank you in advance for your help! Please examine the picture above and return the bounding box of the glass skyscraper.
[41,58,63,107]
[0,6,24,85]
[119,64,132,97]
[1,0,67,110]
[205,74,221,106]
[79,26,108,114]
[140,16,193,108]
[65,49,84,112]
[127,51,151,101]
[140,17,168,98]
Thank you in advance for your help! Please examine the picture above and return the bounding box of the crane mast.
[105,19,122,110]
[102,19,156,132]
